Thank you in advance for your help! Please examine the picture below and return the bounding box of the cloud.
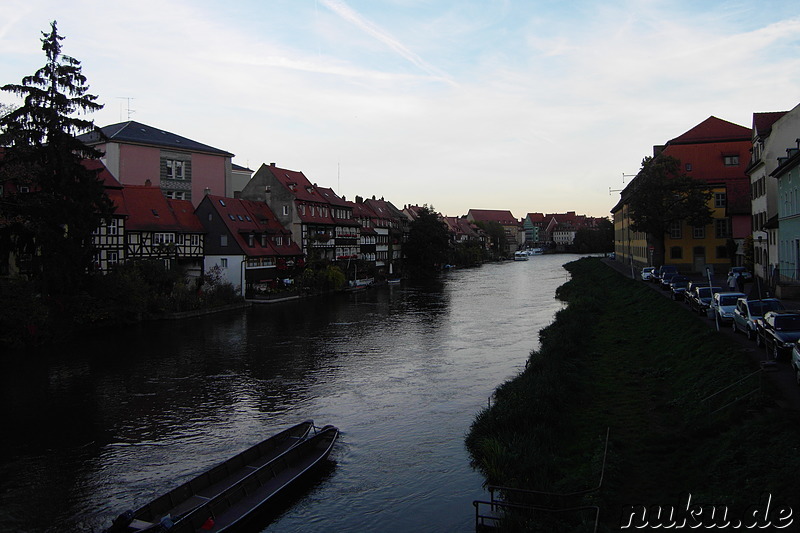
[319,0,456,86]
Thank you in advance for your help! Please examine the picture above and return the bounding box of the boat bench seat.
[129,519,155,529]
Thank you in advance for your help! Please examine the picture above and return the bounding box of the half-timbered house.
[240,163,339,261]
[118,185,205,278]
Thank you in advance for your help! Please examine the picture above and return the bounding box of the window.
[154,233,175,244]
[668,220,682,239]
[219,199,226,207]
[282,205,289,216]
[715,218,731,239]
[685,163,692,172]
[190,234,200,246]
[229,214,236,220]
[247,234,254,247]
[723,155,739,166]
[221,234,228,246]
[108,251,119,265]
[714,193,726,208]
[107,218,119,235]
[18,186,30,193]
[166,160,185,179]
[693,226,705,239]
[670,246,683,259]
[220,258,228,268]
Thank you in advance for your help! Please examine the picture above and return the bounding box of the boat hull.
[172,425,339,532]
[104,421,315,532]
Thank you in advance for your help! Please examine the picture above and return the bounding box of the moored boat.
[104,420,315,532]
[513,251,529,261]
[164,425,340,532]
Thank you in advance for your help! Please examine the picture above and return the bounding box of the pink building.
[79,121,234,206]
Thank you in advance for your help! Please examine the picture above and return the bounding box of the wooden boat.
[105,420,314,532]
[163,425,339,532]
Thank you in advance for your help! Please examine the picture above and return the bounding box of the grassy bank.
[465,257,800,531]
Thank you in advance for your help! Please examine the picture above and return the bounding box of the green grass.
[465,257,800,531]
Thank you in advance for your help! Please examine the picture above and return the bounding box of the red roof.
[753,111,788,137]
[119,185,203,233]
[468,209,518,226]
[204,195,302,258]
[667,116,751,145]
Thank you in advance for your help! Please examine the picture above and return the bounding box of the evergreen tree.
[404,205,449,278]
[0,21,113,296]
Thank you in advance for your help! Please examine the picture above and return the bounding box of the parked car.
[727,266,753,282]
[653,265,677,284]
[669,276,690,301]
[731,298,785,341]
[660,271,680,291]
[686,285,722,315]
[709,292,746,323]
[640,266,655,281]
[758,310,800,361]
[791,343,800,385]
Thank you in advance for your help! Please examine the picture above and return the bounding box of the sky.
[2,0,799,219]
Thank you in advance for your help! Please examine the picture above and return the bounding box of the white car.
[641,266,655,281]
[710,291,746,323]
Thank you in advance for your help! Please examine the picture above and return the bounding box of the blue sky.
[2,0,799,218]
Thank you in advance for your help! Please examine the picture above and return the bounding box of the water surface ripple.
[0,255,580,532]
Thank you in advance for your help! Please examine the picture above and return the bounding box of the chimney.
[145,179,152,187]
[270,162,276,167]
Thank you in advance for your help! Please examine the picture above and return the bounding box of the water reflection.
[0,254,578,532]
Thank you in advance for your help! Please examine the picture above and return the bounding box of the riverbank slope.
[466,257,800,531]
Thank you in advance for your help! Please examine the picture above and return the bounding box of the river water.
[0,254,579,533]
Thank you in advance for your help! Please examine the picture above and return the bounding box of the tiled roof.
[79,121,234,157]
[205,195,302,258]
[168,198,204,232]
[121,185,203,233]
[753,111,788,137]
[468,209,518,225]
[667,116,751,145]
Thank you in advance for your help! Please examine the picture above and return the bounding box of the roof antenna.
[116,97,135,121]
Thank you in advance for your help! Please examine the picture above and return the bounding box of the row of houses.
[611,104,800,297]
[3,119,603,296]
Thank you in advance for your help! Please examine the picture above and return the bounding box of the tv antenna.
[609,172,636,195]
[117,97,135,121]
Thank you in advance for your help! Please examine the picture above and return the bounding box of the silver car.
[710,292,746,323]
[731,298,784,341]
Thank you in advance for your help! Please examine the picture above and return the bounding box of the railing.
[473,428,609,532]
[473,500,599,532]
[700,368,763,415]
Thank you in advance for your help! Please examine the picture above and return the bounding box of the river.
[0,254,579,532]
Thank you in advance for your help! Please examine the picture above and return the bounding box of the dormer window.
[247,234,254,247]
[723,155,739,166]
